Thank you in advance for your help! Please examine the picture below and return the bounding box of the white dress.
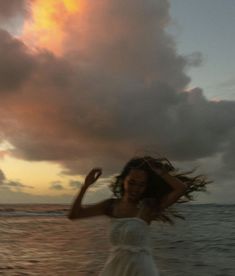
[99,217,160,276]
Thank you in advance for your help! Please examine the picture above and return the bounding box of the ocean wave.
[0,205,69,217]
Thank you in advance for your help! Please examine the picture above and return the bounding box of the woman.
[68,156,210,275]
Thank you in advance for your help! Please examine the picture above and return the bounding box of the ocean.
[0,204,234,276]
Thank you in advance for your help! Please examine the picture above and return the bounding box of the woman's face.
[123,169,148,202]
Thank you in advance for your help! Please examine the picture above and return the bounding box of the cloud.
[0,0,26,21]
[6,180,33,189]
[50,181,64,190]
[184,52,203,67]
[0,174,111,204]
[0,169,6,183]
[0,168,33,190]
[69,180,83,190]
[0,0,234,203]
[0,0,27,34]
[0,29,36,92]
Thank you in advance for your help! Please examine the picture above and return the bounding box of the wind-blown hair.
[109,156,212,224]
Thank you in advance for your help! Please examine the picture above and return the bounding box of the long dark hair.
[109,156,212,224]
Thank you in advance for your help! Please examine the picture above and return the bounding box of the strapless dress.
[99,217,160,276]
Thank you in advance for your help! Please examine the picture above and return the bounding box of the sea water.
[0,204,234,276]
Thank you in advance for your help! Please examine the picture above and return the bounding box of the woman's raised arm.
[157,171,187,211]
[68,168,111,220]
[149,162,187,211]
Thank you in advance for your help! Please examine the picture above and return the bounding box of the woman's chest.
[112,203,138,218]
[111,200,152,224]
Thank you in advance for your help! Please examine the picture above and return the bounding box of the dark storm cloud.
[0,30,36,92]
[0,0,234,201]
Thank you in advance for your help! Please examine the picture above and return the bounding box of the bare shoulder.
[88,197,114,214]
[68,198,116,219]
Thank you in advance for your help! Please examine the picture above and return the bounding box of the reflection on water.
[0,216,110,275]
[0,204,234,275]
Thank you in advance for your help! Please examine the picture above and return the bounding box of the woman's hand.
[150,162,170,176]
[153,167,168,177]
[84,168,102,187]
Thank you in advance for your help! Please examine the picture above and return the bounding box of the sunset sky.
[0,0,234,204]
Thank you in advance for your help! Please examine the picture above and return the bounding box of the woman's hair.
[109,156,212,224]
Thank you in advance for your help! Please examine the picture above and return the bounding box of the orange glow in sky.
[22,0,82,55]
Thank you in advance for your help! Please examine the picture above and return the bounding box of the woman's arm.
[155,170,187,211]
[68,168,111,220]
[68,183,88,219]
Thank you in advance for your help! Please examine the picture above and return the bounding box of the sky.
[0,0,234,204]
